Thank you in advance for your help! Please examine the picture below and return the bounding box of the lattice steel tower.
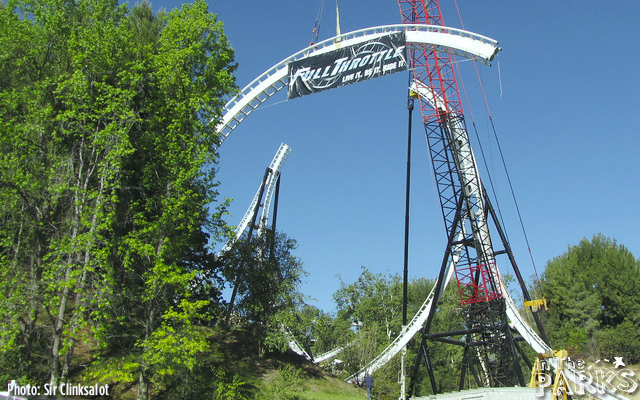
[397,0,548,395]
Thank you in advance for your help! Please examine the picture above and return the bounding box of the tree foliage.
[330,267,467,396]
[220,231,306,356]
[0,0,236,398]
[334,267,403,341]
[540,234,640,360]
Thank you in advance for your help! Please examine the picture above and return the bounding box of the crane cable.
[452,0,543,289]
[310,0,325,46]
[455,63,508,244]
[310,0,342,47]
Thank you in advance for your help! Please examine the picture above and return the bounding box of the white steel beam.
[214,25,500,144]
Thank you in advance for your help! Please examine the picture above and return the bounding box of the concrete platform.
[413,387,552,400]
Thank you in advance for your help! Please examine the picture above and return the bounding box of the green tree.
[221,231,305,356]
[0,1,236,398]
[540,234,640,359]
[288,303,353,357]
[334,267,403,341]
[0,0,142,385]
[331,267,470,396]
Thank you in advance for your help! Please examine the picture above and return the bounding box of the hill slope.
[202,327,367,400]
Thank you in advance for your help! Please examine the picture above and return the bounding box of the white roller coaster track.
[218,143,291,255]
[345,248,459,384]
[285,332,353,364]
[214,24,500,142]
[215,23,499,367]
[215,23,627,400]
[313,343,352,364]
[257,143,290,237]
[285,327,314,362]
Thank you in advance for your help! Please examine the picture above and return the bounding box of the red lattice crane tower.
[398,0,464,120]
[396,0,548,396]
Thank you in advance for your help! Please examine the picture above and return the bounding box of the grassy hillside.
[169,327,368,399]
[78,326,368,400]
[208,328,366,400]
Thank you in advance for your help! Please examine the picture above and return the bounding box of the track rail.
[218,143,291,255]
[314,344,352,364]
[345,236,463,384]
[285,327,313,362]
[214,24,499,144]
[257,143,290,237]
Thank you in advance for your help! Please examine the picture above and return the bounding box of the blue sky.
[155,0,640,313]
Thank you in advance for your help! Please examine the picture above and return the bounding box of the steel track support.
[482,191,551,346]
[410,334,438,396]
[225,168,271,323]
[408,196,465,397]
[268,173,282,262]
[513,337,533,370]
[401,84,415,400]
